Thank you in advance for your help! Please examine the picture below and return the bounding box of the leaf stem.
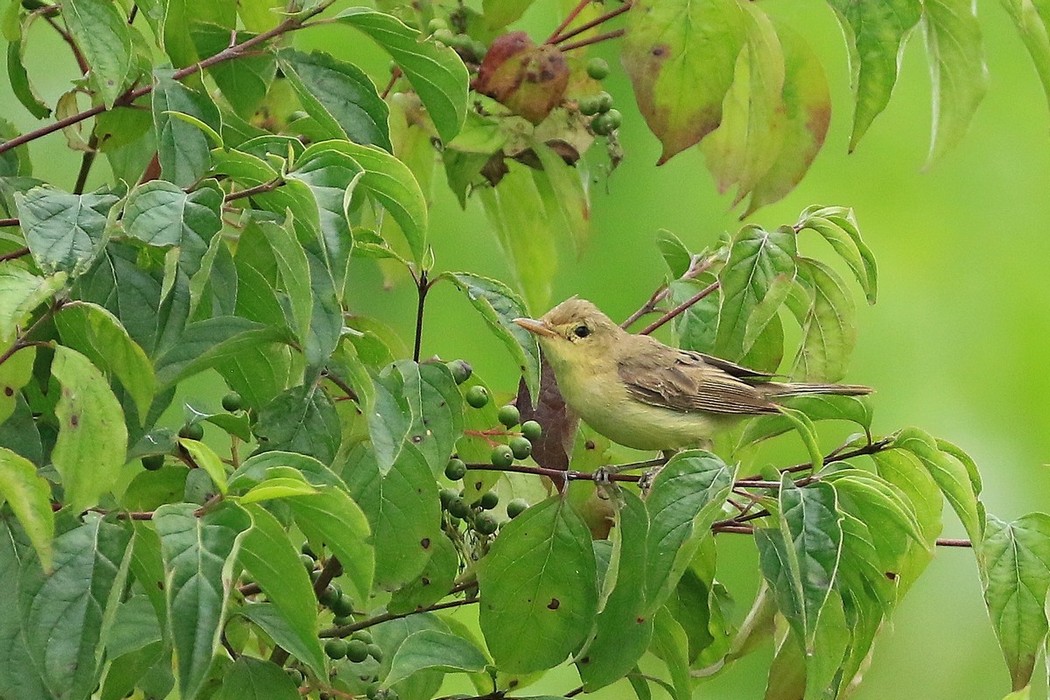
[413,269,429,362]
[72,134,99,195]
[546,0,593,44]
[556,28,626,53]
[551,2,632,46]
[223,177,286,202]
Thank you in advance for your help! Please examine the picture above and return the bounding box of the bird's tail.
[768,382,872,398]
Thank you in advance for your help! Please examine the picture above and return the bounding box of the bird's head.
[513,298,623,372]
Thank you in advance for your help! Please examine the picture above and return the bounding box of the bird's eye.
[574,325,590,338]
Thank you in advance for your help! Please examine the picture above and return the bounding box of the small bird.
[513,298,871,451]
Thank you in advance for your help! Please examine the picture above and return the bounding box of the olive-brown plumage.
[514,298,870,451]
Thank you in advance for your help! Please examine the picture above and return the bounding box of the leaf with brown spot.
[622,0,749,164]
[474,32,570,124]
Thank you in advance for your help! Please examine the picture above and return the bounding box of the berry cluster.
[577,58,622,136]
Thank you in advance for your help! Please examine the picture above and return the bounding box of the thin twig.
[224,177,285,202]
[0,219,19,228]
[72,134,99,194]
[0,3,334,157]
[546,0,593,43]
[43,14,90,75]
[413,270,429,362]
[639,280,719,335]
[622,253,716,329]
[551,2,632,46]
[0,247,30,261]
[556,28,625,52]
[320,598,478,638]
[380,67,402,99]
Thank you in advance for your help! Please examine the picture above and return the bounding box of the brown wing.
[618,345,777,415]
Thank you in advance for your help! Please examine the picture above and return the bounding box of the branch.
[622,253,716,329]
[223,177,286,202]
[546,0,592,44]
[557,28,625,53]
[638,280,719,335]
[320,597,478,638]
[550,2,632,46]
[0,2,334,157]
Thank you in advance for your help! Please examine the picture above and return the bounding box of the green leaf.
[980,513,1050,691]
[483,0,535,29]
[478,495,597,673]
[797,209,878,304]
[442,271,541,401]
[894,427,984,544]
[387,532,458,615]
[238,503,326,677]
[152,72,221,187]
[216,656,300,700]
[774,406,824,471]
[791,258,856,382]
[7,40,51,119]
[737,394,872,450]
[922,0,988,162]
[827,0,923,150]
[645,450,736,612]
[756,475,842,650]
[190,25,276,119]
[1000,0,1050,115]
[622,0,749,164]
[384,629,489,687]
[578,490,654,691]
[745,23,831,214]
[154,316,292,388]
[50,345,128,513]
[20,516,133,699]
[0,447,53,572]
[55,301,156,421]
[287,485,374,602]
[650,607,692,700]
[655,229,693,279]
[238,476,318,503]
[0,517,49,700]
[154,502,251,700]
[178,439,228,494]
[335,7,469,143]
[254,384,341,465]
[123,180,223,279]
[477,162,558,313]
[531,143,590,254]
[256,218,313,344]
[0,266,66,343]
[58,0,135,107]
[343,444,438,592]
[715,224,796,362]
[278,48,391,151]
[700,4,785,202]
[15,186,119,276]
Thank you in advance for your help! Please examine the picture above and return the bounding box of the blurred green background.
[4,0,1050,697]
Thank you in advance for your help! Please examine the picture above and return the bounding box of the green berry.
[433,28,454,44]
[509,436,532,460]
[465,385,489,408]
[346,639,370,663]
[586,57,610,80]
[578,97,601,116]
[319,585,341,608]
[427,17,447,33]
[475,512,499,535]
[178,423,204,441]
[506,498,529,519]
[331,592,355,618]
[333,614,354,626]
[440,488,457,509]
[497,404,520,428]
[221,391,243,412]
[448,496,470,519]
[444,457,467,481]
[521,420,542,442]
[592,112,615,136]
[367,685,381,700]
[604,108,622,129]
[351,630,373,644]
[324,638,348,659]
[479,491,499,510]
[141,454,165,471]
[301,542,316,558]
[595,91,614,113]
[490,444,514,468]
[366,643,384,661]
[471,40,488,59]
[286,668,305,685]
[446,359,473,385]
[300,554,316,571]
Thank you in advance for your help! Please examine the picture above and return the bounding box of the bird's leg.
[592,455,666,486]
[636,449,677,494]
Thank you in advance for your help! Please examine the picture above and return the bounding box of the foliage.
[0,1,1048,700]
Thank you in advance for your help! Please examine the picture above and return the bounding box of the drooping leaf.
[478,495,598,673]
[278,48,391,151]
[739,395,872,451]
[238,503,326,677]
[15,186,118,276]
[58,0,135,107]
[0,266,67,342]
[980,513,1050,692]
[50,345,129,513]
[152,71,221,187]
[755,475,842,650]
[55,301,157,421]
[1000,0,1050,114]
[442,271,541,401]
[797,207,878,304]
[650,607,692,700]
[0,447,54,572]
[622,0,749,163]
[790,257,857,382]
[335,7,469,143]
[20,516,133,699]
[384,629,490,687]
[827,0,923,150]
[7,40,51,119]
[154,502,251,700]
[922,0,988,162]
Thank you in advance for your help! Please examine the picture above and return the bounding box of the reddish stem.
[556,28,625,52]
[546,0,593,44]
[551,2,631,46]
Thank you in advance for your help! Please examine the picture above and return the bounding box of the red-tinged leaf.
[474,32,569,124]
[622,0,749,164]
[515,354,577,482]
[745,23,831,214]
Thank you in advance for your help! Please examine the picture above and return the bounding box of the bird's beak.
[513,317,557,338]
